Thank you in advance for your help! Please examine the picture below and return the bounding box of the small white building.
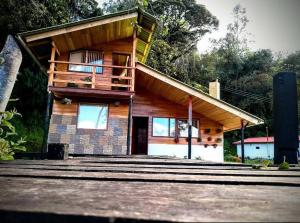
[234,137,300,159]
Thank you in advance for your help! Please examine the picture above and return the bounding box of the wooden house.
[18,8,263,162]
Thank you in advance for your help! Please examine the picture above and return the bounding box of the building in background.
[234,137,300,159]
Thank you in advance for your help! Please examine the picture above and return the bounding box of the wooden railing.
[48,60,135,91]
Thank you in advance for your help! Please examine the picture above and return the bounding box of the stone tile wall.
[48,114,128,155]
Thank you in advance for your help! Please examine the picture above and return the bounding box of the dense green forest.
[0,0,299,156]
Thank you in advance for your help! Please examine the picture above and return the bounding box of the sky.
[197,0,300,54]
[97,0,300,54]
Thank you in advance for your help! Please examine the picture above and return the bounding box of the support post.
[240,120,249,163]
[241,120,245,163]
[188,95,192,159]
[92,66,96,88]
[41,92,53,159]
[131,27,137,92]
[48,44,56,87]
[127,95,133,155]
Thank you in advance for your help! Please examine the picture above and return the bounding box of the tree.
[0,0,102,48]
[0,36,22,112]
[104,0,219,81]
[0,0,102,152]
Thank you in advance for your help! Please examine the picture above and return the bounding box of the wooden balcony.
[47,60,135,99]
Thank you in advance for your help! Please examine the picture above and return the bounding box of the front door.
[132,117,148,155]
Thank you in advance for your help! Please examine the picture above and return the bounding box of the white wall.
[148,144,224,162]
[236,143,300,159]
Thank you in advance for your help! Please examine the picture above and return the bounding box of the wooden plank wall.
[52,99,129,119]
[54,38,133,90]
[132,87,223,146]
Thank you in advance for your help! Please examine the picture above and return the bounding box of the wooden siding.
[132,87,223,146]
[52,99,129,119]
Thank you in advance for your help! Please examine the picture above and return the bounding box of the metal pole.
[188,95,192,159]
[241,120,245,163]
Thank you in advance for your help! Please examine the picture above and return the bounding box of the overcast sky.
[97,0,300,54]
[197,0,300,54]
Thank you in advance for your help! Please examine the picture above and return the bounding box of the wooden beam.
[51,41,60,56]
[49,86,134,99]
[25,13,138,42]
[131,28,137,92]
[27,39,51,47]
[48,46,56,88]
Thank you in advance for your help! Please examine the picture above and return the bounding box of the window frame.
[177,118,199,138]
[77,103,109,130]
[151,117,199,138]
[68,50,104,74]
[152,117,175,137]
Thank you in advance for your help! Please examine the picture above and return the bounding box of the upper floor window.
[77,104,108,129]
[69,50,103,74]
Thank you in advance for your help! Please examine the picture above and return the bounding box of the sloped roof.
[136,62,264,132]
[17,7,157,71]
[233,136,300,144]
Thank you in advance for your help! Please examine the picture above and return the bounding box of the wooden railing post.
[48,45,56,87]
[92,66,96,88]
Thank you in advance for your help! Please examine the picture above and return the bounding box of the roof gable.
[136,62,264,131]
[17,8,157,70]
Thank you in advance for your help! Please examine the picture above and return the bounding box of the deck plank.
[0,157,299,222]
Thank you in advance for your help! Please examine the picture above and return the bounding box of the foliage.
[278,162,289,170]
[0,0,102,46]
[0,109,26,160]
[104,0,218,81]
[262,159,271,168]
[0,0,102,154]
[224,155,241,163]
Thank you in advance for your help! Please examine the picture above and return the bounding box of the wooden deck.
[0,156,300,222]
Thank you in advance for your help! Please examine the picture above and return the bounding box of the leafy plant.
[262,159,271,168]
[278,157,289,170]
[0,109,26,160]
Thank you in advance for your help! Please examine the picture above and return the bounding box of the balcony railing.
[47,60,135,92]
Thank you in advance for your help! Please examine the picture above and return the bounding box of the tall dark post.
[42,92,53,159]
[188,95,192,159]
[241,121,245,163]
[273,72,298,164]
[240,120,249,163]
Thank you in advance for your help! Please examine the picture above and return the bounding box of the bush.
[278,162,289,170]
[0,109,26,160]
[262,159,271,168]
[224,155,241,162]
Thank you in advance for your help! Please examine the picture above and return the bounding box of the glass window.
[77,104,108,129]
[153,118,169,136]
[178,119,199,137]
[69,51,103,74]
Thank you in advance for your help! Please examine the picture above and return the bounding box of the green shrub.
[262,159,271,168]
[0,109,26,160]
[278,162,289,170]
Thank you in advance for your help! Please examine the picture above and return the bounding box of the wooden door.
[132,117,148,155]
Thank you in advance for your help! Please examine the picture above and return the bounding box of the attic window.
[69,50,103,73]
